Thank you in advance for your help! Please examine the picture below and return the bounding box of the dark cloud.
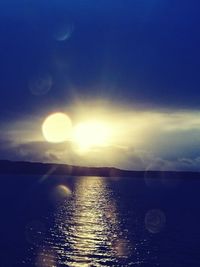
[2,108,200,170]
[1,135,200,171]
[0,140,64,163]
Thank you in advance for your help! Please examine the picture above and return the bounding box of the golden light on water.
[42,113,72,143]
[73,121,111,151]
[51,177,129,266]
[36,247,57,267]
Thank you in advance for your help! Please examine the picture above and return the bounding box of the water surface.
[1,175,200,266]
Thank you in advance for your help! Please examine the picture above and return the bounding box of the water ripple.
[24,177,157,267]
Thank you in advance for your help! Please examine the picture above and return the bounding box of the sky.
[1,0,200,171]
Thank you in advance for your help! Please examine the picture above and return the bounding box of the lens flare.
[145,209,166,234]
[29,72,52,96]
[54,185,72,198]
[42,113,72,143]
[53,23,74,41]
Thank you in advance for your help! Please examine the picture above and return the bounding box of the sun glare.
[42,113,72,143]
[73,121,111,151]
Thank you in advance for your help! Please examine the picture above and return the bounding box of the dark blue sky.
[1,0,200,114]
[1,0,200,170]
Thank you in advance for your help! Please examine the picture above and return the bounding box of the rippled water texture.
[25,177,158,266]
[2,175,200,266]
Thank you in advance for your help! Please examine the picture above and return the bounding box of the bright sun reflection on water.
[52,177,130,266]
[24,177,158,267]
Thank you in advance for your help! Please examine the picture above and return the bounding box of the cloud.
[1,137,200,171]
[1,107,200,171]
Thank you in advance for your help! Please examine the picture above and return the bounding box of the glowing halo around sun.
[42,113,72,143]
[72,120,111,151]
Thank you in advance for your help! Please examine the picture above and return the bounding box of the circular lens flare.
[42,113,72,143]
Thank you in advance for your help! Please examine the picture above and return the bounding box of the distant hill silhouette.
[0,160,199,179]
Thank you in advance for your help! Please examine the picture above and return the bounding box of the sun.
[42,113,72,143]
[72,120,111,151]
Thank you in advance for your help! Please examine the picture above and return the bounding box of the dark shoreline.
[0,159,199,179]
